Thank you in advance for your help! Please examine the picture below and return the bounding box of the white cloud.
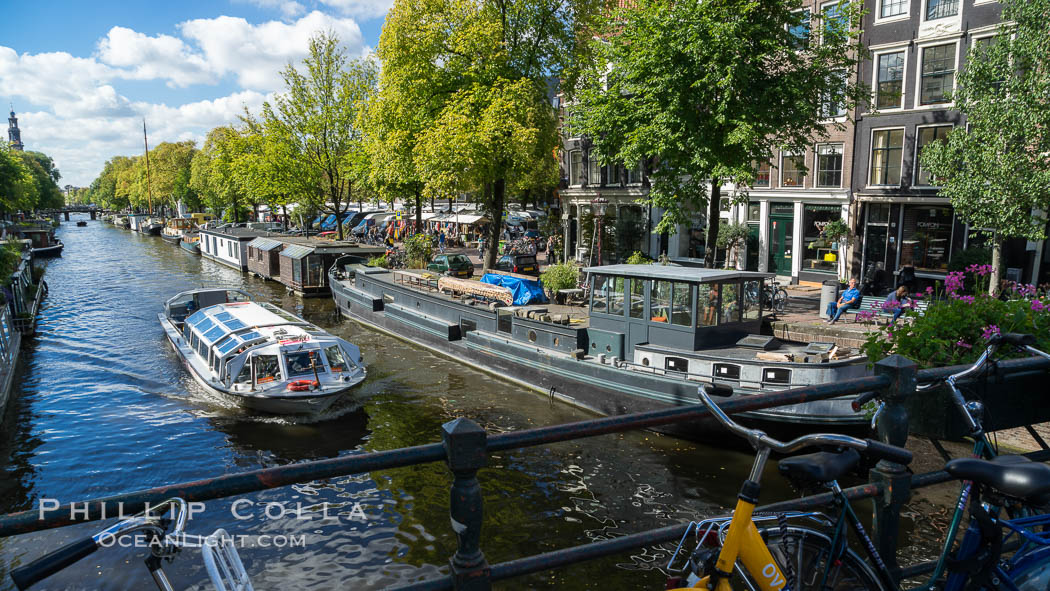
[318,0,394,19]
[97,27,214,88]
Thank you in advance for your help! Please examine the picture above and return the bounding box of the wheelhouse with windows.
[583,265,773,358]
[159,288,367,414]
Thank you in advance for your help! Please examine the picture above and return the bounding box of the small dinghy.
[159,288,366,414]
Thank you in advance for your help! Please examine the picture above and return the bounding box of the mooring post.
[870,354,916,579]
[63,211,69,222]
[442,418,491,591]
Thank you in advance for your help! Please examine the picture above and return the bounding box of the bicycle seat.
[946,455,1050,503]
[778,448,860,483]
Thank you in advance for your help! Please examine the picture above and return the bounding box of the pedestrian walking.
[438,230,446,253]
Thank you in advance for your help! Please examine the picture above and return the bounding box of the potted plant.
[819,219,850,250]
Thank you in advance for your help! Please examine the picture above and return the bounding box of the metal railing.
[2,354,1048,590]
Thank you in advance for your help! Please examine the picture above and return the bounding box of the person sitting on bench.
[883,285,912,324]
[825,277,860,324]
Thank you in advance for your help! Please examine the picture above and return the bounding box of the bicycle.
[744,279,787,315]
[665,383,913,591]
[9,498,252,591]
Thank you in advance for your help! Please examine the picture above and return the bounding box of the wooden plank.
[755,351,792,362]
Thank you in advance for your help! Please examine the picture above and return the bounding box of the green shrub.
[403,233,434,268]
[367,254,389,268]
[0,241,24,286]
[540,263,579,293]
[625,251,651,265]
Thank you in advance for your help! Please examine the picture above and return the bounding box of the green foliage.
[0,145,35,212]
[570,0,866,267]
[191,127,245,222]
[920,0,1050,278]
[820,219,850,244]
[540,262,579,293]
[0,241,24,283]
[861,270,1050,368]
[948,245,993,272]
[403,233,434,268]
[716,222,751,250]
[367,254,389,268]
[625,251,651,265]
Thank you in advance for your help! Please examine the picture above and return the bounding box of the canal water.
[0,218,935,590]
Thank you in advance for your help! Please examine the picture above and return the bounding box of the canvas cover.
[480,273,548,306]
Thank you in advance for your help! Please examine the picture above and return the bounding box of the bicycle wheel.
[773,288,788,313]
[751,526,887,591]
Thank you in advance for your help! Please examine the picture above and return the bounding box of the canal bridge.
[39,206,100,221]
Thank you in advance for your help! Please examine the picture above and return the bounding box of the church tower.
[8,108,24,151]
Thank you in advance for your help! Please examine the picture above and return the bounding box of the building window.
[876,51,905,109]
[900,206,954,271]
[879,0,908,18]
[753,160,771,187]
[821,2,847,43]
[747,203,761,222]
[815,144,843,188]
[586,152,601,185]
[624,161,643,184]
[869,129,904,186]
[789,9,811,49]
[569,151,583,186]
[926,0,958,20]
[820,70,847,118]
[920,44,956,105]
[781,151,806,187]
[915,125,952,185]
[802,205,842,274]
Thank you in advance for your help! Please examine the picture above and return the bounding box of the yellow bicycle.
[666,384,913,591]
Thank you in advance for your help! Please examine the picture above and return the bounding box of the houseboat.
[330,263,870,438]
[275,239,384,297]
[199,228,261,271]
[16,223,63,257]
[159,288,367,414]
[180,233,201,255]
[142,217,164,236]
[162,217,197,245]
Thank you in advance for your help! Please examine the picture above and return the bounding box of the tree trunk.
[281,203,288,231]
[990,234,1003,296]
[486,179,505,270]
[703,179,721,268]
[335,182,345,242]
[415,189,422,232]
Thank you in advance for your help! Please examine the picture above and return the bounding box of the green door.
[768,204,794,275]
[745,223,760,271]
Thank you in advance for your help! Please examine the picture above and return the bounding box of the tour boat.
[159,288,367,414]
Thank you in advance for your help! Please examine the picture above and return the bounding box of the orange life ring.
[287,379,318,392]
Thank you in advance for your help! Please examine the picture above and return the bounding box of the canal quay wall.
[0,245,48,424]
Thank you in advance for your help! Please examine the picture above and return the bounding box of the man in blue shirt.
[826,278,860,324]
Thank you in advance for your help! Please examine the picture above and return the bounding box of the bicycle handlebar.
[699,385,912,464]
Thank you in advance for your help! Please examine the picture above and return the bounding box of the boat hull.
[143,224,163,236]
[32,241,63,257]
[161,233,182,244]
[331,275,869,440]
[180,240,200,254]
[159,315,358,415]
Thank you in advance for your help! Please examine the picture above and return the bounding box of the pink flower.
[925,286,934,296]
[1033,300,1046,312]
[981,324,1001,340]
[956,339,972,349]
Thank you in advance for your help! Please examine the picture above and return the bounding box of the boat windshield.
[324,345,349,372]
[284,350,327,377]
[255,355,281,384]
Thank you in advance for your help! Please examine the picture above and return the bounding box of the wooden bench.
[842,295,930,323]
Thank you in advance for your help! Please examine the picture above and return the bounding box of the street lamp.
[591,196,608,266]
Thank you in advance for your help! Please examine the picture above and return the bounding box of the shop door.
[768,204,794,275]
[745,223,760,271]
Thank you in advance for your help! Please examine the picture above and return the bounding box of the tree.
[920,0,1050,293]
[191,126,247,223]
[378,0,599,268]
[570,0,865,267]
[88,156,135,211]
[260,32,377,241]
[150,141,198,214]
[0,145,35,214]
[19,151,64,210]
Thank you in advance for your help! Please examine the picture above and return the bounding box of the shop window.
[671,283,693,326]
[920,44,956,105]
[915,125,952,185]
[569,151,583,186]
[876,52,905,109]
[720,283,740,323]
[926,0,958,20]
[869,129,904,186]
[816,144,843,187]
[880,0,907,18]
[781,151,806,187]
[900,206,954,271]
[863,204,891,274]
[802,205,842,274]
[629,278,645,318]
[753,160,771,187]
[697,284,718,327]
[650,280,672,323]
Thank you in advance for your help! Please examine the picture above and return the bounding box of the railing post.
[870,354,916,579]
[443,418,491,591]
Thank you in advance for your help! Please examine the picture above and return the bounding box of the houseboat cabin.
[278,241,384,296]
[247,237,284,279]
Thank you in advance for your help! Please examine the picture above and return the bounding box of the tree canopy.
[920,0,1050,289]
[569,0,866,266]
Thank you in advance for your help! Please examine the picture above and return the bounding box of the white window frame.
[814,143,845,188]
[922,0,960,22]
[873,0,911,26]
[871,45,910,111]
[818,1,845,46]
[780,150,807,189]
[568,150,583,187]
[913,123,953,187]
[787,8,812,49]
[913,37,961,110]
[819,69,849,121]
[866,126,906,188]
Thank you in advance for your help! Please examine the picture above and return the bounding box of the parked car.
[494,254,539,276]
[428,253,474,278]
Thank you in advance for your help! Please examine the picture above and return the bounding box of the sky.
[1,0,391,187]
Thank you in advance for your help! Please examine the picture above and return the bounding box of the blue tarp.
[320,215,337,229]
[480,273,548,306]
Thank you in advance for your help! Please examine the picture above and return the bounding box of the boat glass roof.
[217,338,240,355]
[187,311,208,326]
[239,330,262,343]
[223,318,246,331]
[196,318,215,333]
[203,325,226,343]
[214,311,233,322]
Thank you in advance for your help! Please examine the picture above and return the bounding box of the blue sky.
[2,0,389,186]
